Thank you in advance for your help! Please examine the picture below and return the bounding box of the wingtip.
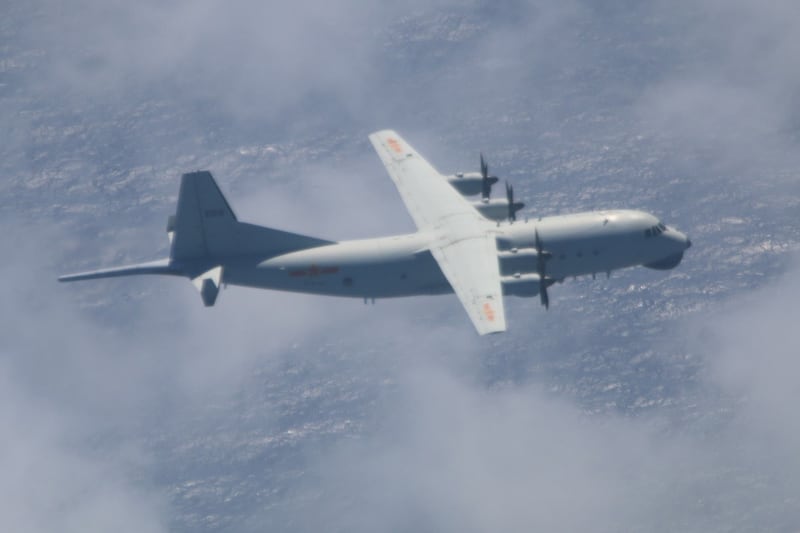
[369,128,398,139]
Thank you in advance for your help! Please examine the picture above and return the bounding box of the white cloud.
[636,0,800,174]
[262,259,800,531]
[705,258,800,456]
[0,372,168,533]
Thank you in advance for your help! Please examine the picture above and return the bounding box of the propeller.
[479,153,499,201]
[505,181,525,222]
[534,229,551,309]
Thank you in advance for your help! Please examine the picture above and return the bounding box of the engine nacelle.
[472,198,513,221]
[501,273,542,297]
[446,172,485,196]
[497,247,538,276]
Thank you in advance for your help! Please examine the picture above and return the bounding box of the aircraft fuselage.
[59,131,694,333]
[219,209,690,299]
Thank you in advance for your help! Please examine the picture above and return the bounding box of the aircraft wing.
[369,130,506,335]
[369,129,476,231]
[429,229,507,334]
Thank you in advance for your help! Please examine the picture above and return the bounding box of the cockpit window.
[645,222,668,238]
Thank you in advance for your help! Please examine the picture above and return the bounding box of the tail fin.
[170,171,332,260]
[59,171,331,308]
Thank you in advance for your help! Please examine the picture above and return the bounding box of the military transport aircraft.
[59,130,691,335]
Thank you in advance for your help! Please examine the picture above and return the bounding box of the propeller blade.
[535,229,550,310]
[506,182,515,222]
[480,153,493,200]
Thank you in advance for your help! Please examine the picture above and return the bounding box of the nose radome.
[685,237,692,249]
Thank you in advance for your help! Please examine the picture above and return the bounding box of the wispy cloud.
[280,258,800,532]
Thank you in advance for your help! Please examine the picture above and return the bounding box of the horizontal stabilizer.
[58,259,177,282]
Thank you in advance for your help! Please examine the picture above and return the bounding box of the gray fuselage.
[219,209,690,299]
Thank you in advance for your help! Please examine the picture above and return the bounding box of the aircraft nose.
[672,228,691,250]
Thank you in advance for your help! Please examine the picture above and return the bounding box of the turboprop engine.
[473,181,525,222]
[500,273,542,297]
[446,172,492,196]
[473,198,515,221]
[447,154,500,198]
[497,247,538,275]
[449,154,525,223]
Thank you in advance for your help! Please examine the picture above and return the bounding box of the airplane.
[59,130,692,335]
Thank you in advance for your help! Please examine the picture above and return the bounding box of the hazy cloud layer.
[279,260,800,533]
[638,0,800,173]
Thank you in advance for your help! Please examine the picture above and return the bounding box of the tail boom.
[58,259,178,282]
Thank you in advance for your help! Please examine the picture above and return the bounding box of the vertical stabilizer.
[170,171,238,259]
[169,171,333,261]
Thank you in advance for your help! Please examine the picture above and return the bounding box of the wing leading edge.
[369,130,506,335]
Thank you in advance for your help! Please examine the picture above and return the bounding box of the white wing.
[429,229,507,334]
[369,130,506,335]
[369,130,477,230]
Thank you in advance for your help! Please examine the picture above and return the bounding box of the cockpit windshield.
[644,222,667,238]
